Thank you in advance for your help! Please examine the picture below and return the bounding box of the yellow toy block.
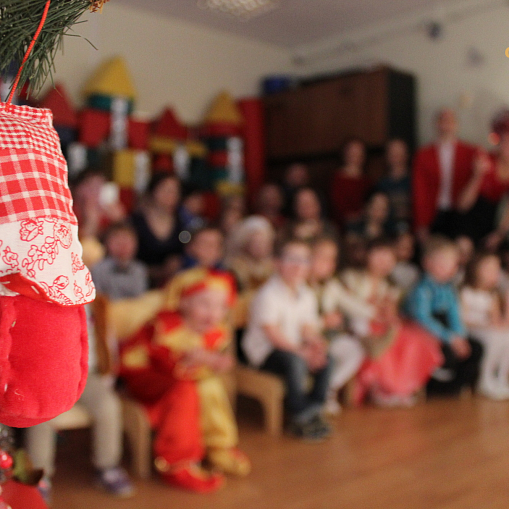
[83,56,137,100]
[215,181,245,196]
[113,149,150,190]
[149,136,178,155]
[204,91,243,125]
[186,140,208,158]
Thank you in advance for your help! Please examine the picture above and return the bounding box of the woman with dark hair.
[71,168,125,239]
[281,187,338,243]
[346,191,395,242]
[377,138,412,232]
[130,172,185,287]
[330,137,372,228]
[457,109,509,247]
[254,182,286,230]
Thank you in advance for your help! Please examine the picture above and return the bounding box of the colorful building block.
[39,83,78,128]
[78,108,110,148]
[152,107,188,139]
[112,149,150,193]
[82,56,137,104]
[128,118,150,150]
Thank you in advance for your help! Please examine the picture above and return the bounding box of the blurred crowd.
[24,105,509,497]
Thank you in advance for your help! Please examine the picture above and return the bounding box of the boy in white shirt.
[242,239,332,440]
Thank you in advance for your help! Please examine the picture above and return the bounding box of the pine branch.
[0,0,108,96]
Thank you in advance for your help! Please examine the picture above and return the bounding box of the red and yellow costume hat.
[163,267,237,311]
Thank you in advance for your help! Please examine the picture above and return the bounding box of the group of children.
[241,232,491,442]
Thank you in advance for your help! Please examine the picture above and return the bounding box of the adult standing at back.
[412,108,478,243]
[331,137,372,229]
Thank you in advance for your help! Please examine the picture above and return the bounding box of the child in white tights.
[460,252,509,399]
[308,238,369,414]
[26,304,134,501]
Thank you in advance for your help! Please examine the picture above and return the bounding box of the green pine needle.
[0,1,99,96]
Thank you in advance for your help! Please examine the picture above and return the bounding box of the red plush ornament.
[0,102,92,428]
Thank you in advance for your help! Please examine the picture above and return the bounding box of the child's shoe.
[496,385,509,399]
[324,396,342,416]
[310,414,333,436]
[478,383,509,400]
[207,447,251,477]
[96,467,135,498]
[37,475,52,506]
[290,416,331,442]
[371,387,417,408]
[159,462,224,493]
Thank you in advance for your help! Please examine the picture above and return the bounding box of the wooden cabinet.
[263,66,416,162]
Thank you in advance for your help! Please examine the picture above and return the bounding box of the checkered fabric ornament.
[0,103,91,428]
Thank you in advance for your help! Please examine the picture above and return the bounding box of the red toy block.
[207,151,229,168]
[128,118,150,150]
[200,122,241,138]
[39,83,77,128]
[78,108,110,148]
[152,107,188,140]
[238,98,266,208]
[153,153,174,173]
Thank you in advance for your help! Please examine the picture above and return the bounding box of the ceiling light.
[197,0,280,21]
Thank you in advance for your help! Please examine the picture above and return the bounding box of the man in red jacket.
[412,108,478,242]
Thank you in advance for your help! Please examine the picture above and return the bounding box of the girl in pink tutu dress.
[341,238,443,407]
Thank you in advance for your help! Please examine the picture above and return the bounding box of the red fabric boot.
[159,463,224,493]
[0,296,88,427]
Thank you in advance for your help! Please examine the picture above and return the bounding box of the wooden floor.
[50,396,509,509]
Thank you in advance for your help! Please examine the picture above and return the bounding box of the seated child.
[497,240,509,294]
[460,252,509,399]
[165,227,230,312]
[179,185,206,232]
[390,232,420,294]
[219,195,245,243]
[346,191,394,241]
[341,238,442,407]
[407,236,483,396]
[26,300,134,502]
[308,238,368,414]
[342,234,368,269]
[225,216,276,335]
[242,239,333,440]
[91,222,148,300]
[225,216,275,293]
[119,270,249,493]
[180,226,225,271]
[453,235,475,287]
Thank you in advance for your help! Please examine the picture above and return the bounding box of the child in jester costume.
[119,268,250,493]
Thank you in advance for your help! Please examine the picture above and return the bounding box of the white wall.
[290,0,509,147]
[45,3,291,123]
[42,0,509,147]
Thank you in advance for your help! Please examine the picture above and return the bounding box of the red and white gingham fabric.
[0,103,74,224]
[0,103,94,306]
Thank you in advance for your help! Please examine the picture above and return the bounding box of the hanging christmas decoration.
[0,1,109,428]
